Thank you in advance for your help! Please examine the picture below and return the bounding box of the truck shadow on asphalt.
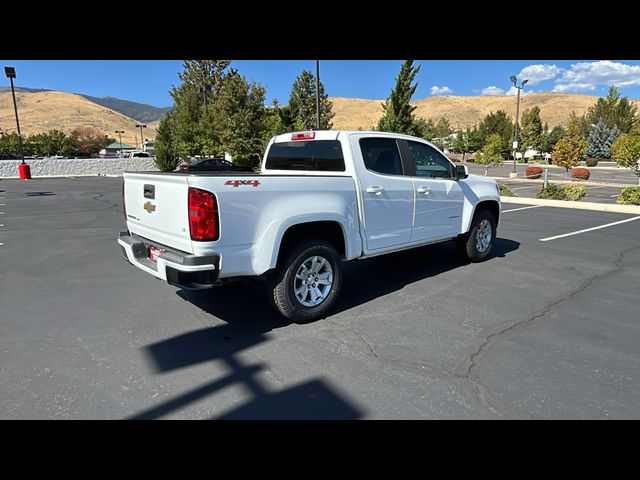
[129,238,517,420]
[178,237,520,324]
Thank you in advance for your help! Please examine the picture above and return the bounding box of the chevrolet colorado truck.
[118,131,500,322]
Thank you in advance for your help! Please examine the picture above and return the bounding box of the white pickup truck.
[118,130,500,322]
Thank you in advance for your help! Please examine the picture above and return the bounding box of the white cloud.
[505,86,536,96]
[430,85,453,95]
[517,64,560,85]
[481,86,505,95]
[553,61,640,93]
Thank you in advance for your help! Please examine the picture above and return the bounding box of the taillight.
[122,179,127,220]
[291,131,316,141]
[188,187,219,241]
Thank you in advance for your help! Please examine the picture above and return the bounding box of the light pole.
[315,60,321,130]
[115,130,124,156]
[4,66,24,164]
[135,124,146,150]
[509,75,528,173]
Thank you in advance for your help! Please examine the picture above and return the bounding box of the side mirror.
[455,164,469,180]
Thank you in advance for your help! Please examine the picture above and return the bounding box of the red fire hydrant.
[18,163,31,180]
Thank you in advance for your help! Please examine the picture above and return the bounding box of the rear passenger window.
[265,140,345,171]
[359,138,403,176]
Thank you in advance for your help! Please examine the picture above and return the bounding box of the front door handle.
[416,187,431,195]
[366,186,384,195]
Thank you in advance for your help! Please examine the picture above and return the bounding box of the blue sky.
[2,60,640,107]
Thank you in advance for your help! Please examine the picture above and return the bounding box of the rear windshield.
[265,140,345,171]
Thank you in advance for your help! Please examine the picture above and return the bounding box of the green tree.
[266,100,304,137]
[586,86,638,134]
[520,106,543,151]
[377,60,421,135]
[477,110,514,158]
[475,133,503,176]
[451,127,482,162]
[552,120,587,172]
[212,70,270,167]
[587,120,621,159]
[540,125,565,153]
[32,129,74,156]
[70,127,106,156]
[153,138,179,172]
[288,70,334,130]
[611,130,640,184]
[0,132,23,156]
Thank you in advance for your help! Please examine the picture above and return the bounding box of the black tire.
[266,239,342,323]
[456,209,497,262]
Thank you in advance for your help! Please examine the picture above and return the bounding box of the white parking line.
[502,205,544,213]
[610,194,619,198]
[540,216,640,242]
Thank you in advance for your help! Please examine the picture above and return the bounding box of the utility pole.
[115,130,124,156]
[135,124,146,149]
[315,60,321,130]
[509,75,529,174]
[4,66,24,164]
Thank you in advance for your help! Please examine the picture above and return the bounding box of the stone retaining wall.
[0,158,159,178]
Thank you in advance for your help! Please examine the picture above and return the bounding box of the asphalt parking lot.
[1,177,639,419]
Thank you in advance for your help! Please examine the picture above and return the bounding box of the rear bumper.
[117,231,219,290]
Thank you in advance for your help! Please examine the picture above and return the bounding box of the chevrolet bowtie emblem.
[143,201,156,213]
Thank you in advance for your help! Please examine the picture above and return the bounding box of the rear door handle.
[416,187,431,195]
[366,186,384,195]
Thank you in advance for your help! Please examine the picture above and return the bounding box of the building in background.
[100,142,136,157]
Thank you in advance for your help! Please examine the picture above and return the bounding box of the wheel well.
[277,221,346,265]
[475,200,500,224]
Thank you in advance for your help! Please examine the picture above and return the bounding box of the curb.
[493,176,636,188]
[500,196,640,214]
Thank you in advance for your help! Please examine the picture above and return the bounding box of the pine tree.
[586,86,638,134]
[289,70,334,130]
[587,120,621,159]
[377,60,421,134]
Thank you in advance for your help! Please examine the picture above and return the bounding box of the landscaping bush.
[537,183,587,201]
[616,186,640,205]
[499,184,518,197]
[562,184,588,201]
[571,167,590,181]
[585,158,599,167]
[525,166,543,179]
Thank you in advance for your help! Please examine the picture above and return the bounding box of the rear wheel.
[457,209,496,262]
[266,240,342,323]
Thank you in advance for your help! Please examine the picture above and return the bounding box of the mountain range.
[2,87,639,147]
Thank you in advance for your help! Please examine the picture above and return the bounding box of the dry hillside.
[330,93,640,131]
[0,91,157,147]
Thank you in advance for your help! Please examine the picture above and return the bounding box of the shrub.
[616,186,640,205]
[585,158,599,167]
[525,166,543,179]
[571,167,590,181]
[499,184,518,197]
[537,184,564,200]
[562,184,588,201]
[537,183,587,201]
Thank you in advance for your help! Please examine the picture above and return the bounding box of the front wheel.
[456,209,497,262]
[266,240,342,323]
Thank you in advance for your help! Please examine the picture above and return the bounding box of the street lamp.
[315,60,321,130]
[510,75,529,174]
[4,66,24,165]
[115,130,124,157]
[135,124,146,149]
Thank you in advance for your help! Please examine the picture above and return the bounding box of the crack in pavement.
[452,245,639,417]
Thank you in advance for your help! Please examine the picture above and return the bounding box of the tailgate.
[124,172,194,253]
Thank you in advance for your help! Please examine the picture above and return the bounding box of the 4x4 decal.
[225,180,261,187]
